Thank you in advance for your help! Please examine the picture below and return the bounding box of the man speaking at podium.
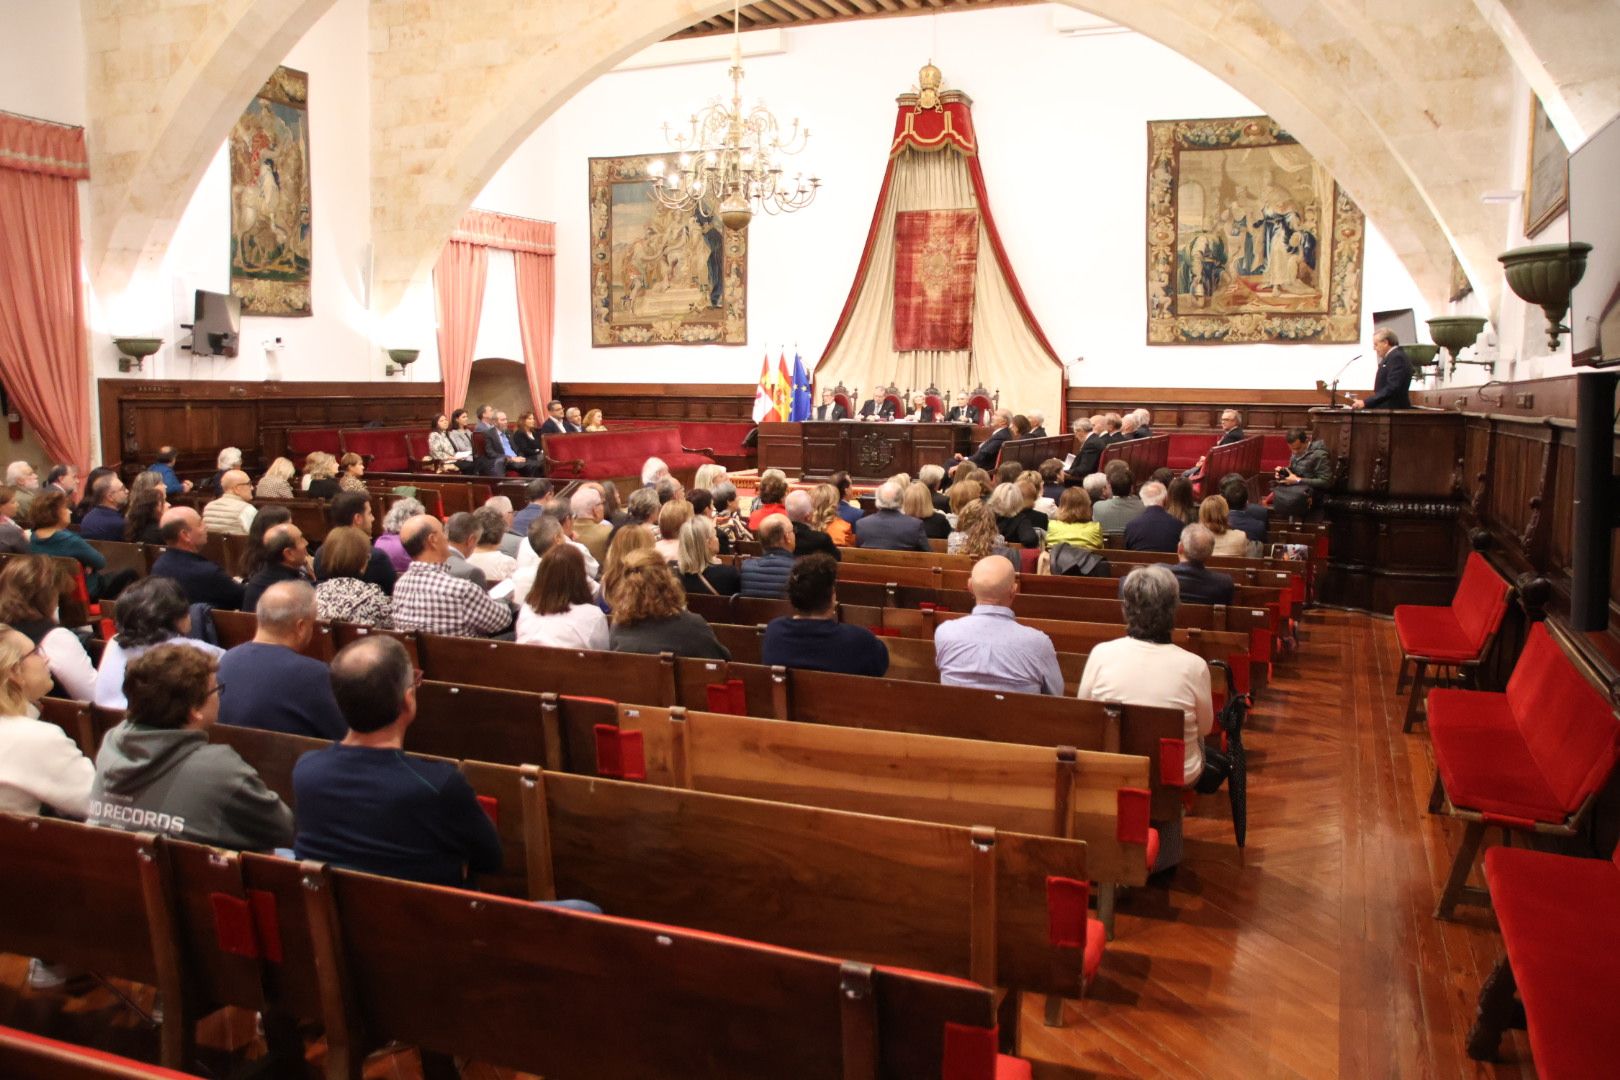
[1351,328,1413,410]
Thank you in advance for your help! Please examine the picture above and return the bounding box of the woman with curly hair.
[606,548,729,659]
[948,499,1016,568]
[255,457,297,499]
[810,483,852,547]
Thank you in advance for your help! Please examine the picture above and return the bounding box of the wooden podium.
[757,421,978,482]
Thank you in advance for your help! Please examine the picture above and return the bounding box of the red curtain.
[514,245,555,416]
[443,209,554,415]
[432,240,489,416]
[0,111,91,475]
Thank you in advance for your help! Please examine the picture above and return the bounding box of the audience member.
[467,506,517,582]
[0,623,91,817]
[617,486,662,542]
[654,476,685,506]
[829,471,863,528]
[217,581,347,740]
[1185,409,1246,480]
[655,499,693,563]
[761,555,888,677]
[1082,564,1214,791]
[607,548,729,659]
[1123,481,1182,553]
[934,556,1063,695]
[947,499,1016,567]
[92,644,293,850]
[1081,471,1109,508]
[94,577,225,709]
[692,463,727,494]
[1167,523,1236,605]
[447,409,476,463]
[374,497,424,574]
[201,447,242,494]
[1070,416,1109,479]
[426,413,466,472]
[6,461,40,517]
[676,516,740,596]
[392,515,512,637]
[738,514,797,598]
[571,485,612,564]
[145,508,243,611]
[148,447,191,495]
[1007,414,1031,441]
[641,456,671,488]
[947,478,984,519]
[516,542,608,650]
[540,400,569,436]
[1045,487,1102,551]
[1133,408,1155,438]
[0,485,25,552]
[300,452,340,499]
[1037,459,1065,505]
[565,406,584,432]
[1118,413,1140,439]
[508,411,544,472]
[583,408,606,432]
[994,461,1023,488]
[600,520,654,604]
[1223,475,1269,542]
[854,481,928,551]
[1163,476,1197,525]
[315,526,392,626]
[29,490,135,600]
[712,482,753,549]
[502,479,555,550]
[809,483,853,548]
[991,480,1043,549]
[786,489,843,558]
[1027,411,1048,439]
[1200,495,1251,557]
[293,636,502,886]
[236,505,292,583]
[1092,461,1145,533]
[1272,427,1332,518]
[78,472,130,541]
[747,470,790,531]
[256,456,297,499]
[479,410,540,477]
[900,481,951,542]
[507,514,564,607]
[240,523,313,613]
[337,453,368,494]
[0,557,95,700]
[201,469,258,536]
[314,491,395,594]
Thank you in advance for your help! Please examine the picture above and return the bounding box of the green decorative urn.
[384,348,420,377]
[1402,343,1438,380]
[1498,242,1591,351]
[112,337,163,374]
[1427,316,1488,378]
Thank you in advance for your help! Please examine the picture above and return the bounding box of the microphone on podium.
[1328,354,1362,407]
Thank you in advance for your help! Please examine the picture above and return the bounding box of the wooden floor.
[0,609,1535,1078]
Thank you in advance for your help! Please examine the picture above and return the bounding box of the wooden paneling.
[96,377,443,477]
[1412,375,1578,419]
[1065,387,1357,438]
[552,383,755,423]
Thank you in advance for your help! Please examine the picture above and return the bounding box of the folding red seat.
[1392,551,1510,731]
[1427,622,1620,919]
[1468,844,1620,1075]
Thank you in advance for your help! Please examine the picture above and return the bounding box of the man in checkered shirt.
[391,515,514,637]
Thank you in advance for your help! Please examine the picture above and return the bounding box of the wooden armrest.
[681,445,717,457]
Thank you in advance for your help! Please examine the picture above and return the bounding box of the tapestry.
[229,65,312,316]
[588,154,746,346]
[1523,94,1568,239]
[1146,116,1364,346]
[892,208,979,351]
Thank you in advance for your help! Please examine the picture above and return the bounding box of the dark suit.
[540,417,569,436]
[813,402,849,421]
[854,508,928,552]
[859,398,897,420]
[1363,348,1413,409]
[965,427,1011,470]
[150,548,245,611]
[1215,426,1246,447]
[1137,424,1154,438]
[1027,426,1047,439]
[1170,562,1235,606]
[1123,506,1184,553]
[904,407,938,423]
[947,404,984,424]
[509,428,545,471]
[791,521,841,561]
[479,426,541,477]
[1071,433,1109,479]
[1228,504,1270,543]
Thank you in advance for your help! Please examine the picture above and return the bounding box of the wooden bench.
[992,433,1075,473]
[542,426,714,484]
[210,609,335,661]
[1098,433,1170,485]
[0,1025,197,1078]
[1392,551,1512,731]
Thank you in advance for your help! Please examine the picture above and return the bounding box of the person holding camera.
[1271,428,1332,518]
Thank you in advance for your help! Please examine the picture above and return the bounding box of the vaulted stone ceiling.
[79,0,1620,317]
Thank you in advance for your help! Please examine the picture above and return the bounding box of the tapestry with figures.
[230,66,312,316]
[1146,115,1364,345]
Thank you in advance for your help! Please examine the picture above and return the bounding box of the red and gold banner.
[892,208,979,352]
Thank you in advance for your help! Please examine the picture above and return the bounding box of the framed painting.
[588,154,747,346]
[229,65,312,316]
[1146,116,1365,345]
[1523,94,1569,239]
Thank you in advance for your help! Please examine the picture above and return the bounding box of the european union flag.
[790,353,812,422]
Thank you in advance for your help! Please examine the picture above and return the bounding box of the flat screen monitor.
[1373,308,1417,346]
[192,289,241,358]
[1570,112,1620,366]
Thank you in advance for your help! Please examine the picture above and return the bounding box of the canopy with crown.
[813,66,1064,419]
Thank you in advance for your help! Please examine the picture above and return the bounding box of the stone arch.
[1470,0,1620,145]
[83,0,338,295]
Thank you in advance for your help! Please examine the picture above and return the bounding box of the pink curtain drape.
[443,209,555,414]
[432,240,489,416]
[0,110,91,475]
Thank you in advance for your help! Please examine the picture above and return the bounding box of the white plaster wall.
[475,4,1429,394]
[86,0,378,385]
[0,0,88,125]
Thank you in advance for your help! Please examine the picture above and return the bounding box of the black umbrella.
[1220,691,1250,849]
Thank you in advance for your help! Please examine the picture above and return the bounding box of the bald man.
[218,580,347,740]
[201,469,257,537]
[391,514,513,637]
[149,506,244,610]
[242,524,312,615]
[932,556,1064,695]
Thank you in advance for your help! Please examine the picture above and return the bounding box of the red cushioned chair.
[924,385,947,418]
[1427,622,1620,919]
[1467,843,1620,1074]
[879,384,904,418]
[830,382,853,418]
[965,385,997,421]
[1393,551,1511,732]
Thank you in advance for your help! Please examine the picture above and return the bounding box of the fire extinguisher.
[1,386,17,442]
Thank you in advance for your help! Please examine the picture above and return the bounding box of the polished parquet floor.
[0,610,1535,1078]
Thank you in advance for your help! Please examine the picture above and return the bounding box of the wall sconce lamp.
[112,337,163,374]
[384,348,419,377]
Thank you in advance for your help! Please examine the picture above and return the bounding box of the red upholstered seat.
[339,427,415,472]
[1166,433,1213,469]
[1258,435,1292,473]
[1393,552,1509,661]
[996,1054,1034,1080]
[1483,846,1620,1079]
[1430,624,1620,824]
[544,427,716,482]
[1083,917,1106,982]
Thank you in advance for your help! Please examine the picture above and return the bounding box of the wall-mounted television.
[191,289,241,358]
[1570,112,1620,366]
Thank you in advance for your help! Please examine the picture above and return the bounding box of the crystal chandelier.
[647,0,820,230]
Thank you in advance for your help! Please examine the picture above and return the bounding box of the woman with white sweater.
[0,623,93,818]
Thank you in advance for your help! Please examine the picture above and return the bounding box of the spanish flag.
[773,352,793,424]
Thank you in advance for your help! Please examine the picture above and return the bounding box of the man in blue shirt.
[761,554,888,677]
[934,555,1063,695]
[293,634,502,886]
[148,446,192,495]
[218,580,346,739]
[738,514,797,598]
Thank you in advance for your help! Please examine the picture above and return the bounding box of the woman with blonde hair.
[693,463,728,493]
[948,499,1016,567]
[337,452,368,494]
[676,516,740,596]
[1046,488,1102,550]
[302,452,340,500]
[583,408,607,432]
[901,481,952,541]
[0,623,92,817]
[600,522,654,603]
[1200,495,1251,557]
[811,483,852,547]
[607,548,730,659]
[256,457,296,499]
[990,482,1041,549]
[947,479,984,521]
[655,499,694,563]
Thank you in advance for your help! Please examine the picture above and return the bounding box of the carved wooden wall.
[551,383,755,423]
[1064,387,1350,436]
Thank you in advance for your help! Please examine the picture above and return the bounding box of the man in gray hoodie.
[90,643,293,852]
